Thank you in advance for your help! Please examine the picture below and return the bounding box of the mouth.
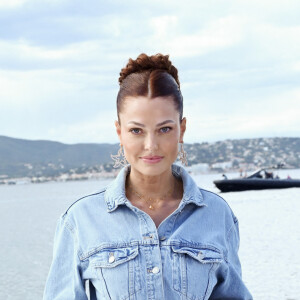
[140,156,164,164]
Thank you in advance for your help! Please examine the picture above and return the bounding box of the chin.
[131,161,173,176]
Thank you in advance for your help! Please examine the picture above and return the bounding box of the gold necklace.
[127,180,175,210]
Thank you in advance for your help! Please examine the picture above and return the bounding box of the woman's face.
[115,96,186,177]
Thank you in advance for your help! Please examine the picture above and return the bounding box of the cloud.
[0,0,30,8]
[47,110,119,144]
[0,0,299,143]
[148,15,245,58]
[183,87,300,142]
[0,38,121,71]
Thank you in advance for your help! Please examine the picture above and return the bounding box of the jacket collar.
[104,164,205,212]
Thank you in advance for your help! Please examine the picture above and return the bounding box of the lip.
[140,156,163,164]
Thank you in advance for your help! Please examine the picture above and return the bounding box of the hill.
[0,135,299,179]
[185,137,300,170]
[0,135,119,178]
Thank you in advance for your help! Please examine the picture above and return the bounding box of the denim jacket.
[43,164,252,300]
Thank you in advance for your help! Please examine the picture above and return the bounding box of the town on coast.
[1,136,299,185]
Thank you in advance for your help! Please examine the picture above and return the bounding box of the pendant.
[149,205,154,210]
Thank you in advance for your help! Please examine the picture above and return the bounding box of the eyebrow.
[127,120,175,127]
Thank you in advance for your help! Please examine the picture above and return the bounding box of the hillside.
[185,137,300,170]
[0,135,119,178]
[0,135,299,179]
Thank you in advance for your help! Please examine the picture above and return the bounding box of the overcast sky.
[0,0,299,144]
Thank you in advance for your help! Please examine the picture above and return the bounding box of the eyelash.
[130,128,142,134]
[129,127,172,135]
[160,126,172,133]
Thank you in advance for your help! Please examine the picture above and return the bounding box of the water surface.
[0,170,299,300]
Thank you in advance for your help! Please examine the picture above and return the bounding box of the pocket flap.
[92,245,139,268]
[171,245,222,263]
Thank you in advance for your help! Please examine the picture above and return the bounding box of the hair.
[117,53,183,122]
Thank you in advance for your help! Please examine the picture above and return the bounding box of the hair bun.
[119,53,180,87]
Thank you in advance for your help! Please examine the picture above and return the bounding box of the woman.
[43,53,252,299]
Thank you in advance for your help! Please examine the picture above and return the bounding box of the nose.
[144,133,158,152]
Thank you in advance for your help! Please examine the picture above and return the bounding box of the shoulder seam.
[59,215,84,260]
[226,218,239,242]
[60,216,76,235]
[64,188,106,215]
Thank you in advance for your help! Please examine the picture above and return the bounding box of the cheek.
[163,137,179,156]
[122,137,141,156]
[167,130,180,145]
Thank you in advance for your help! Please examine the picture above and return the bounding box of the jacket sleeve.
[209,217,253,300]
[43,214,88,300]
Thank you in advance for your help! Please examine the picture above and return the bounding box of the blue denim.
[43,164,252,300]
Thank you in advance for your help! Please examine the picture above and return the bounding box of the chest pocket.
[91,245,141,300]
[171,244,223,300]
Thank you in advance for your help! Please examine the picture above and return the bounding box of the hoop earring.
[178,142,188,166]
[111,144,128,168]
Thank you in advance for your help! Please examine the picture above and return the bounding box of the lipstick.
[141,156,163,164]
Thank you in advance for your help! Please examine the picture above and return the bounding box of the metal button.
[152,266,160,274]
[160,236,166,241]
[108,253,115,263]
[198,251,203,257]
[143,234,154,239]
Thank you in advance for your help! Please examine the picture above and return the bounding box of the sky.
[0,0,299,144]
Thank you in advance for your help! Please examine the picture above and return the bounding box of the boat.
[213,167,300,192]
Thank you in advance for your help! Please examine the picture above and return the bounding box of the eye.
[160,126,172,133]
[130,128,142,135]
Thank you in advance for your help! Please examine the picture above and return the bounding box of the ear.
[114,120,122,144]
[179,117,186,143]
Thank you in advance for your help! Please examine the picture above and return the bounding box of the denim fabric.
[43,164,252,300]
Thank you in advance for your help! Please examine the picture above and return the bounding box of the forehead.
[120,96,179,121]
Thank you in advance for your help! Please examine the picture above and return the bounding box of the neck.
[126,166,178,200]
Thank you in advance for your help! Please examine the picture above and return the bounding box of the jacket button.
[152,267,160,274]
[109,254,115,263]
[160,236,166,241]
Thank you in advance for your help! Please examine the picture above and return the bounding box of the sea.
[0,169,299,300]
